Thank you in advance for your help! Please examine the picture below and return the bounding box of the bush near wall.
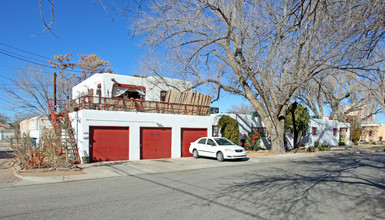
[218,115,239,144]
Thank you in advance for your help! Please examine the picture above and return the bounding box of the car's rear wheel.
[193,149,199,158]
[216,151,224,162]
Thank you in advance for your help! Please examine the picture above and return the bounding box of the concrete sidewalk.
[12,146,385,186]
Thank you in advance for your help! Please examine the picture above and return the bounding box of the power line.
[0,51,52,68]
[0,42,52,60]
[0,48,49,64]
[0,43,82,73]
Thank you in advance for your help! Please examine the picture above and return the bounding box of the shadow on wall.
[302,126,334,147]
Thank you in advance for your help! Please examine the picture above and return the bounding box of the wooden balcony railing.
[68,96,210,116]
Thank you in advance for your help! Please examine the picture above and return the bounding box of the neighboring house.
[301,118,350,147]
[210,114,350,150]
[19,115,52,144]
[360,124,385,142]
[0,124,14,140]
[343,104,375,124]
[210,113,270,149]
[68,73,212,163]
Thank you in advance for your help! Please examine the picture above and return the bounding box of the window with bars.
[251,127,268,137]
[333,128,338,136]
[312,127,317,136]
[160,91,167,102]
[212,125,219,137]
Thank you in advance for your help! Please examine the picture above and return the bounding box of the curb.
[11,146,385,185]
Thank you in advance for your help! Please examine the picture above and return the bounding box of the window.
[214,138,234,146]
[369,130,373,137]
[312,127,317,136]
[207,139,216,146]
[333,128,338,136]
[212,125,219,137]
[252,127,268,137]
[198,138,207,144]
[160,91,167,102]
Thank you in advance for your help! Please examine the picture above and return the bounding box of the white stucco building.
[46,73,352,163]
[67,73,211,163]
[301,117,351,147]
[19,115,52,143]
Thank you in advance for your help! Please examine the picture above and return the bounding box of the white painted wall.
[72,73,192,102]
[19,115,52,143]
[209,113,271,149]
[302,118,350,147]
[69,109,212,162]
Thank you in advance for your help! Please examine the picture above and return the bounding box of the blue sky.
[0,1,383,123]
[0,0,241,121]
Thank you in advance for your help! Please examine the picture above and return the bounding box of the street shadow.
[88,153,385,219]
[208,153,385,219]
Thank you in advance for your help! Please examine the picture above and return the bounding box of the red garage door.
[181,128,207,157]
[90,126,129,162]
[141,127,171,159]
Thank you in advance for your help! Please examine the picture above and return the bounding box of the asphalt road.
[1,152,384,220]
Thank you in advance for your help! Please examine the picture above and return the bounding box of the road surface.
[1,152,384,219]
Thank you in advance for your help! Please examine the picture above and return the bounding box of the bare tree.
[49,53,113,101]
[4,65,52,115]
[227,103,255,114]
[132,0,383,153]
[0,113,10,124]
[297,79,326,117]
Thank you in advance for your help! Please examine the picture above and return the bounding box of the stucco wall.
[72,73,192,102]
[209,113,271,149]
[69,110,212,161]
[360,124,385,142]
[19,116,52,142]
[302,118,350,147]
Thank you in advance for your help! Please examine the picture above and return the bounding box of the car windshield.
[214,138,235,146]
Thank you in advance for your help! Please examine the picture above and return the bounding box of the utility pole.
[54,72,57,111]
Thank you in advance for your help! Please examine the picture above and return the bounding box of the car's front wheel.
[216,151,224,162]
[193,149,199,158]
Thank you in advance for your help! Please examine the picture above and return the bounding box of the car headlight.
[224,149,234,153]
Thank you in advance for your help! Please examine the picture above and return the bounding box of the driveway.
[0,141,19,187]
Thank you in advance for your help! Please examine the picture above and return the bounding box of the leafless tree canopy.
[132,0,384,153]
[4,65,52,116]
[227,103,255,114]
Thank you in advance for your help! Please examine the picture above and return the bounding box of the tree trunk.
[268,119,286,154]
[291,102,298,148]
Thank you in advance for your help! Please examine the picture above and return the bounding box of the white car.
[189,137,247,161]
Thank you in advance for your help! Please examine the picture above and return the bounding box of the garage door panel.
[141,127,171,159]
[90,127,129,162]
[181,128,207,157]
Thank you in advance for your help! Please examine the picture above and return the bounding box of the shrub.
[307,146,316,152]
[244,131,261,151]
[13,133,45,169]
[318,144,330,151]
[218,115,239,144]
[13,127,72,170]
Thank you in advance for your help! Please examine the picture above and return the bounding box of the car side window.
[198,138,207,144]
[207,139,216,146]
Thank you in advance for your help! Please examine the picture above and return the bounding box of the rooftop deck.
[50,96,211,116]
